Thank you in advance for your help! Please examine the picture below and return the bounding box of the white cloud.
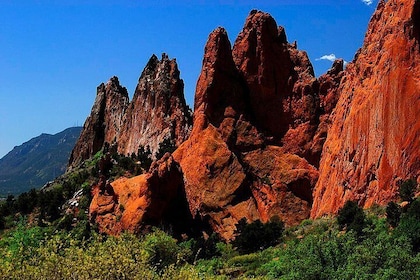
[361,0,373,5]
[316,54,337,62]
[316,53,349,68]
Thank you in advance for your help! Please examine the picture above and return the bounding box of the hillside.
[0,127,82,196]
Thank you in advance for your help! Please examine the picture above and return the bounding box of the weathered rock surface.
[68,77,129,168]
[118,54,192,158]
[68,54,192,169]
[311,0,420,218]
[85,2,420,240]
[89,153,192,235]
[173,11,326,240]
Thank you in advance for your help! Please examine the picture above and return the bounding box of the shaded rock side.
[118,54,192,158]
[89,154,192,236]
[312,0,420,218]
[232,10,323,163]
[68,77,129,168]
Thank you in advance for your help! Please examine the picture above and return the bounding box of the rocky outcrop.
[84,2,420,239]
[89,153,192,235]
[173,11,328,240]
[68,77,129,168]
[311,0,420,218]
[68,54,192,169]
[118,54,192,158]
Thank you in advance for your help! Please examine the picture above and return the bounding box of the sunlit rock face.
[312,0,420,218]
[84,2,419,240]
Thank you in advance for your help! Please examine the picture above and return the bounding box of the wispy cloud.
[361,0,373,6]
[316,54,337,62]
[316,53,348,67]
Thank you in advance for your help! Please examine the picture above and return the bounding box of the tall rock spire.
[117,54,192,158]
[68,76,129,168]
[68,54,192,170]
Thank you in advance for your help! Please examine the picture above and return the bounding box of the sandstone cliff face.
[311,0,420,218]
[89,153,192,235]
[173,11,333,240]
[68,54,192,169]
[68,77,129,168]
[118,54,192,158]
[82,2,420,240]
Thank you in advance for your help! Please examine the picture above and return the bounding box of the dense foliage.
[1,154,419,280]
[233,216,284,254]
[1,197,420,279]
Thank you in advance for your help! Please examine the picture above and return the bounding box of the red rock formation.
[68,54,192,169]
[312,0,420,218]
[68,77,129,168]
[173,12,322,240]
[118,54,192,158]
[89,153,190,235]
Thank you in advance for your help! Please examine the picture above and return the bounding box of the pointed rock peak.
[117,52,191,158]
[278,26,287,43]
[141,54,160,78]
[240,10,286,44]
[327,59,344,76]
[107,75,120,85]
[103,76,129,98]
[194,26,238,115]
[203,27,234,67]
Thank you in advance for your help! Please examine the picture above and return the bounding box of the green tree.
[233,216,284,254]
[155,138,176,160]
[396,199,420,252]
[386,201,401,227]
[399,178,418,202]
[137,146,152,171]
[337,200,366,235]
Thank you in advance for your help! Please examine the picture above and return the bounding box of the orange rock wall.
[312,0,420,217]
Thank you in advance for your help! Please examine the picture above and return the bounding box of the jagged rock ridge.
[68,54,192,169]
[88,10,344,240]
[84,1,419,241]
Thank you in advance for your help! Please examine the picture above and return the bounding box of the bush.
[141,229,180,270]
[396,199,420,252]
[337,200,366,235]
[386,201,401,228]
[232,216,284,254]
[399,178,418,202]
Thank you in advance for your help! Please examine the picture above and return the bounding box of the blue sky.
[0,0,377,158]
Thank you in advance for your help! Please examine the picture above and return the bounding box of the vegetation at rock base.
[155,138,177,160]
[399,178,418,202]
[1,192,420,279]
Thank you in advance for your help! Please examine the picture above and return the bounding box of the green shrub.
[399,178,418,202]
[337,200,366,235]
[386,201,402,227]
[232,216,284,254]
[141,229,180,270]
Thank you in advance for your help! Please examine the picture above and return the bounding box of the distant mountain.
[0,127,82,196]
